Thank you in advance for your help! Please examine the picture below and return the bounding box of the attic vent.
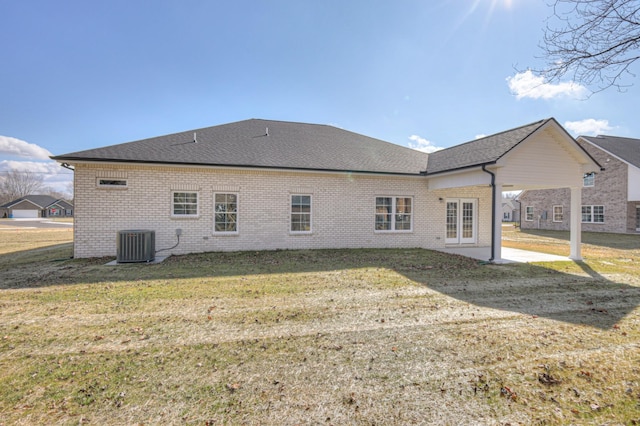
[117,230,155,263]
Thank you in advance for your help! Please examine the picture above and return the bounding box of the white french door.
[445,199,477,244]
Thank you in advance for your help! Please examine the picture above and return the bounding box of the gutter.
[50,158,426,178]
[481,165,496,263]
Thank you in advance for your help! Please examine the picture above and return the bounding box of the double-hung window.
[172,191,198,217]
[214,193,238,233]
[553,205,563,222]
[582,205,604,223]
[525,206,534,221]
[375,197,412,231]
[291,195,312,233]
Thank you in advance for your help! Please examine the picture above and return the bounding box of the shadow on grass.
[518,229,640,250]
[0,247,638,330]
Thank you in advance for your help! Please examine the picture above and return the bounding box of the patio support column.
[493,182,503,262]
[569,186,582,261]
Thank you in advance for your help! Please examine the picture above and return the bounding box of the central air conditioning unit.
[117,230,155,263]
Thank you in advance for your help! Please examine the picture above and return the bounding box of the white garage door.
[12,210,39,218]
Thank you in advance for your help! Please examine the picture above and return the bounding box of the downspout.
[481,165,496,262]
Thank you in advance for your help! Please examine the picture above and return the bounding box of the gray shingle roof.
[580,135,640,169]
[425,119,550,174]
[1,195,60,209]
[52,119,430,175]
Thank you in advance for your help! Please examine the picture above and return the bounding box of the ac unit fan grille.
[117,230,155,263]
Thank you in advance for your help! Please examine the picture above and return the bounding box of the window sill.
[171,215,200,220]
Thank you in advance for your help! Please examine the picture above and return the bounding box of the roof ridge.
[582,134,640,141]
[436,118,549,152]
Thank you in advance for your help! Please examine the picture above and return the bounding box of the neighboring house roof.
[0,195,73,210]
[502,198,516,209]
[1,195,58,209]
[51,119,430,175]
[49,200,74,209]
[425,119,551,174]
[580,135,640,169]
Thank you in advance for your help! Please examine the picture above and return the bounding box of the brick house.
[51,118,600,262]
[519,135,640,234]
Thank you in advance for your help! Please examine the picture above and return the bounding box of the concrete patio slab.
[437,246,571,264]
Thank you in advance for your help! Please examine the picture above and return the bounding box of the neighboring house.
[519,135,640,234]
[0,195,74,219]
[51,118,600,262]
[501,198,517,222]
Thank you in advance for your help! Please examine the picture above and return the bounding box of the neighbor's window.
[582,205,604,223]
[553,205,563,222]
[214,193,238,233]
[172,191,198,217]
[291,195,312,233]
[525,206,534,221]
[583,172,595,187]
[97,178,127,188]
[375,196,412,231]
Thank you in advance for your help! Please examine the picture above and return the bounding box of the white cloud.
[564,119,613,136]
[475,134,487,139]
[506,70,587,100]
[0,160,73,195]
[0,135,53,159]
[407,135,445,153]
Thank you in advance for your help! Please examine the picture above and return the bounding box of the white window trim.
[583,172,595,187]
[374,196,413,233]
[525,206,534,222]
[581,205,605,224]
[97,178,128,189]
[213,192,239,235]
[171,191,199,218]
[552,205,563,222]
[290,194,312,234]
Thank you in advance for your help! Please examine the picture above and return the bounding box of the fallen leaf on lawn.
[226,383,241,393]
[538,373,561,385]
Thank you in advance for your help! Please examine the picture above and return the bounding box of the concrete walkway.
[437,246,571,264]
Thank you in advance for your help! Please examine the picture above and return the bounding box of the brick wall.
[73,164,492,258]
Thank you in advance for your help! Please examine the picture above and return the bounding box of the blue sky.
[2,0,639,195]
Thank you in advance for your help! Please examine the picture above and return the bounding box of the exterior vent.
[117,230,155,263]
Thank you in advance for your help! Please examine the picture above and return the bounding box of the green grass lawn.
[0,228,639,424]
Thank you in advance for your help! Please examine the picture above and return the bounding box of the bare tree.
[0,170,44,201]
[539,0,640,91]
